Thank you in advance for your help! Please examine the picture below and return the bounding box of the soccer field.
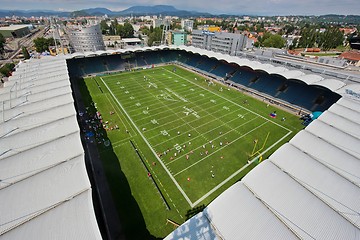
[97,65,292,207]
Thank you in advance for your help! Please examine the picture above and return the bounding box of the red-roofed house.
[339,51,360,66]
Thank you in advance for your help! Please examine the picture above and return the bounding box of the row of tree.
[139,26,162,46]
[0,33,5,57]
[100,19,134,38]
[253,26,345,50]
[294,26,344,50]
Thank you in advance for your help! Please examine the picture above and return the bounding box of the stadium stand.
[2,46,359,240]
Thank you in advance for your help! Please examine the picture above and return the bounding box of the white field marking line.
[167,114,257,166]
[145,103,241,135]
[112,78,206,114]
[130,91,215,118]
[129,81,231,130]
[173,120,268,177]
[131,76,207,143]
[101,68,164,80]
[105,94,136,138]
[162,67,291,132]
[133,141,183,218]
[145,101,235,140]
[140,101,232,140]
[151,109,250,147]
[192,130,293,206]
[110,89,156,104]
[108,72,210,115]
[100,76,194,207]
[187,96,249,136]
[105,94,138,137]
[124,79,208,105]
[110,140,130,149]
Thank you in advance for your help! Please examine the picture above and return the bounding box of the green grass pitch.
[80,65,304,238]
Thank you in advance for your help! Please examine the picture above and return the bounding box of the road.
[0,25,48,68]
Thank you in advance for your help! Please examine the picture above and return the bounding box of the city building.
[191,30,247,55]
[67,24,105,52]
[339,50,360,66]
[0,25,30,38]
[167,31,187,46]
[120,38,143,48]
[103,35,121,48]
[181,19,194,32]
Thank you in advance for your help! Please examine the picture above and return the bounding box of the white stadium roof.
[0,58,102,239]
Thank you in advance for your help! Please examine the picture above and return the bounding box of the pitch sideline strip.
[162,67,291,132]
[100,77,194,207]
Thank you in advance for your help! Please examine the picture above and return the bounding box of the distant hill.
[79,7,114,16]
[79,5,211,17]
[0,7,359,21]
[120,5,179,14]
[0,9,69,17]
[0,6,209,18]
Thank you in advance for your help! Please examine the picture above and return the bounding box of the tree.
[0,33,5,55]
[33,37,55,53]
[262,34,286,48]
[318,27,344,50]
[0,63,15,77]
[147,27,162,46]
[100,20,110,35]
[140,26,150,36]
[117,22,134,38]
[22,46,30,59]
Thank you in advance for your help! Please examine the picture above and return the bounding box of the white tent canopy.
[0,58,102,239]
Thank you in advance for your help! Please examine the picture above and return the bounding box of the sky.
[0,0,359,16]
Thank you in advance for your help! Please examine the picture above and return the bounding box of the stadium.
[0,46,359,240]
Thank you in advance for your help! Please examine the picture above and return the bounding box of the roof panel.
[206,182,298,240]
[0,190,101,240]
[164,211,217,240]
[0,156,90,235]
[270,143,360,227]
[305,120,360,158]
[290,130,360,186]
[242,161,360,240]
[318,110,360,138]
[0,132,83,189]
